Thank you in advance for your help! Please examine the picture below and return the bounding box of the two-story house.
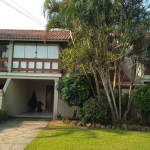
[0,29,80,119]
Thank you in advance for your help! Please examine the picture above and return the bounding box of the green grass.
[25,122,150,150]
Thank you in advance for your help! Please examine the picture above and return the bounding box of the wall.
[29,80,54,110]
[122,57,143,83]
[30,79,80,117]
[3,79,30,116]
[58,100,80,118]
[3,78,80,118]
[122,57,133,80]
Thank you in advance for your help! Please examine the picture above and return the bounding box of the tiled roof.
[0,29,71,41]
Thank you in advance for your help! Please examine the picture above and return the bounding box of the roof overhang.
[0,39,69,42]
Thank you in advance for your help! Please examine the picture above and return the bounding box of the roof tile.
[0,29,71,41]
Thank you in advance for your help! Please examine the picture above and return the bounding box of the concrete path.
[0,118,49,150]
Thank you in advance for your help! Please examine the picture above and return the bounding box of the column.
[0,90,4,109]
[53,79,59,120]
[8,41,13,72]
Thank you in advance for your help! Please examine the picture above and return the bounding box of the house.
[0,29,146,121]
[0,29,80,119]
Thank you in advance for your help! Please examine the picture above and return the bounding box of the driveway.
[0,118,49,150]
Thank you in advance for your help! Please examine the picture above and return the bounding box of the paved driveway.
[0,118,49,150]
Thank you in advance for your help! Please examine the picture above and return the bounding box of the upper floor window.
[13,43,59,59]
[0,44,9,58]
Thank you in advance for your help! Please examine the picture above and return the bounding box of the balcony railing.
[0,58,60,73]
[12,58,60,73]
[0,58,8,72]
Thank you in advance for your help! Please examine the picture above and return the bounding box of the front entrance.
[45,86,54,111]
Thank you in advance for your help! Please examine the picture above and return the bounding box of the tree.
[133,84,150,125]
[57,75,94,107]
[44,0,150,123]
[79,96,109,124]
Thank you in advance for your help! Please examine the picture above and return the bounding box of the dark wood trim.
[11,58,60,73]
[0,58,8,72]
[45,86,54,111]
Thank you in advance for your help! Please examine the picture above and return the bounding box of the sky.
[0,0,149,30]
[0,0,47,30]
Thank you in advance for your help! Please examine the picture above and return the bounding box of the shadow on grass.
[37,122,150,140]
[36,123,98,139]
[91,128,150,136]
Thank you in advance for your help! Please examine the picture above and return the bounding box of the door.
[45,86,54,111]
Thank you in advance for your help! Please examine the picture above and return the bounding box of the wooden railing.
[0,58,60,73]
[12,58,60,73]
[0,58,8,72]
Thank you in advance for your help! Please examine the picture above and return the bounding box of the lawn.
[25,121,150,150]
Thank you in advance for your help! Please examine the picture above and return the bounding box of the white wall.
[29,80,54,110]
[3,79,30,116]
[122,58,133,80]
[29,79,80,117]
[3,78,81,118]
[58,100,80,118]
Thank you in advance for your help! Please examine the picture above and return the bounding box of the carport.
[1,78,58,119]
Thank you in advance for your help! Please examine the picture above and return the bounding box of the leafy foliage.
[57,75,94,107]
[79,96,109,124]
[44,0,150,123]
[133,85,150,124]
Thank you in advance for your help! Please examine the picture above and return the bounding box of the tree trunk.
[96,67,118,123]
[107,69,120,121]
[113,62,117,90]
[90,63,101,96]
[118,66,122,119]
[123,83,133,121]
[102,76,117,123]
[123,59,136,121]
[82,63,96,98]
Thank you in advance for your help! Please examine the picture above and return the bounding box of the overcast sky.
[0,0,47,30]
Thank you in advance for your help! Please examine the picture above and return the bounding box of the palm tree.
[43,0,150,123]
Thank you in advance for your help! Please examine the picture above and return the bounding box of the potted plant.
[28,91,37,112]
[37,101,43,112]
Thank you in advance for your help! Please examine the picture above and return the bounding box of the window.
[13,43,59,59]
[0,44,9,58]
[37,44,47,58]
[48,45,59,59]
[0,43,9,68]
[25,43,36,58]
[13,43,24,58]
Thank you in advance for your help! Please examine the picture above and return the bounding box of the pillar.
[53,79,59,119]
[0,90,4,109]
[8,41,13,72]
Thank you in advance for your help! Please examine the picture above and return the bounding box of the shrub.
[57,74,94,107]
[133,84,150,125]
[79,96,109,124]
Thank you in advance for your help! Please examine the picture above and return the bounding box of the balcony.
[0,58,60,73]
[0,58,8,72]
